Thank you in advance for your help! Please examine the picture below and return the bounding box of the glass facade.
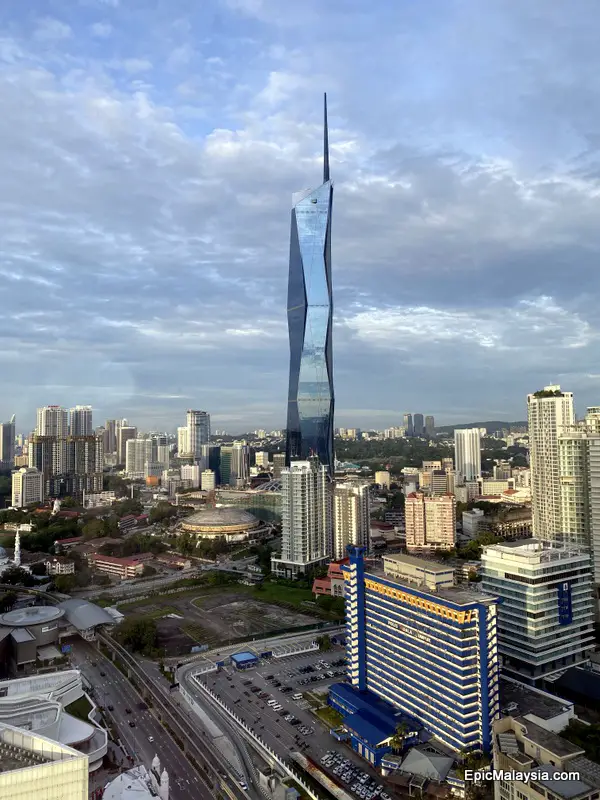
[286,97,334,475]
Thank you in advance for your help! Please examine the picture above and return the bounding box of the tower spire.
[323,92,330,183]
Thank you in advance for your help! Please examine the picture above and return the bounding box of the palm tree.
[389,721,410,753]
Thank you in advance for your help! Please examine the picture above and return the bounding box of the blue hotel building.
[340,547,500,755]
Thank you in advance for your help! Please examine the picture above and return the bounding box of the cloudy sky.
[2,0,600,433]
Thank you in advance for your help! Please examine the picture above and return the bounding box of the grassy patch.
[314,705,344,729]
[181,623,219,648]
[65,695,93,721]
[251,581,315,608]
[230,548,252,561]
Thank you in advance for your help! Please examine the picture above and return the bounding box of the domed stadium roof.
[181,506,261,535]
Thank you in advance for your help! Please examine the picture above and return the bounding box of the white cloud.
[90,22,113,38]
[33,18,72,42]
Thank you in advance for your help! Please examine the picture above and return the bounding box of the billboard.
[557,581,573,625]
[61,644,72,654]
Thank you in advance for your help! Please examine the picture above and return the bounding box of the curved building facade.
[285,95,334,476]
[180,507,267,543]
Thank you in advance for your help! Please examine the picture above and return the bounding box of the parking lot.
[197,647,392,799]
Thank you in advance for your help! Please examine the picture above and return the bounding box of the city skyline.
[2,2,600,430]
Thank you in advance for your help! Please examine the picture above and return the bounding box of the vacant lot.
[122,588,321,657]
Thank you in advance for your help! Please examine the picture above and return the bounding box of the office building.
[413,413,424,436]
[272,452,286,479]
[181,464,201,488]
[230,441,250,487]
[271,460,332,578]
[201,469,216,491]
[28,435,103,497]
[481,540,595,684]
[68,406,92,436]
[0,415,15,469]
[255,451,269,468]
[0,722,89,800]
[333,481,370,559]
[177,425,189,456]
[343,547,500,753]
[493,461,512,480]
[154,435,170,469]
[403,413,413,437]
[405,492,456,552]
[454,428,482,481]
[374,471,390,489]
[201,444,221,483]
[36,406,68,438]
[425,415,435,438]
[88,553,144,580]
[104,419,117,453]
[186,410,210,458]
[285,95,335,477]
[528,385,575,539]
[11,467,43,508]
[219,446,233,486]
[125,438,154,479]
[117,425,137,464]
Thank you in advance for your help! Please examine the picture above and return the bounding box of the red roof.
[136,514,149,520]
[503,488,518,495]
[90,554,141,566]
[120,514,137,522]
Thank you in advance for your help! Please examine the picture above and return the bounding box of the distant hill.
[435,421,527,434]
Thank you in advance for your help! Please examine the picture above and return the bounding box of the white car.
[148,736,154,743]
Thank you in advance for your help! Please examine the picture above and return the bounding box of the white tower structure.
[186,410,210,459]
[528,384,575,539]
[454,428,482,482]
[13,532,21,567]
[333,481,370,559]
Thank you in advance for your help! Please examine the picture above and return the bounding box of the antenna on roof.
[323,92,330,183]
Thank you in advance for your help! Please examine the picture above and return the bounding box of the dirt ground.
[125,589,320,657]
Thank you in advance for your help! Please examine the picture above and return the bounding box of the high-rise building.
[117,425,137,464]
[181,463,201,488]
[285,95,335,477]
[153,435,170,469]
[271,460,332,579]
[333,481,370,559]
[342,547,500,754]
[177,426,189,456]
[0,415,15,469]
[186,410,210,458]
[528,385,575,539]
[255,451,269,468]
[11,466,43,507]
[201,469,216,491]
[425,415,435,437]
[493,461,512,480]
[230,441,250,487]
[481,540,595,684]
[454,428,482,482]
[125,438,154,479]
[374,470,390,489]
[272,452,286,479]
[219,446,232,486]
[413,413,424,436]
[403,413,413,437]
[28,434,103,497]
[201,444,221,484]
[104,419,117,453]
[69,405,92,436]
[36,406,68,438]
[405,492,456,551]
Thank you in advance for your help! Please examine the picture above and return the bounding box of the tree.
[116,616,158,655]
[113,499,143,518]
[389,721,410,753]
[82,518,105,541]
[29,562,47,576]
[59,496,78,509]
[103,474,130,498]
[149,502,178,524]
[54,574,76,593]
[316,634,332,651]
[1,566,35,586]
[0,590,18,613]
[317,595,334,612]
[176,532,196,556]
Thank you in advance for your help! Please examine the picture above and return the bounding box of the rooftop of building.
[57,598,116,631]
[512,717,584,758]
[181,506,261,531]
[363,564,498,608]
[0,606,64,627]
[499,677,573,721]
[483,538,589,561]
[89,553,141,566]
[382,553,455,574]
[0,722,85,775]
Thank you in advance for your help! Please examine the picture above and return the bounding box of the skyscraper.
[117,425,137,464]
[177,426,189,456]
[413,413,424,436]
[333,481,370,559]
[425,415,435,437]
[454,428,482,481]
[285,95,335,477]
[187,410,210,458]
[528,385,574,539]
[36,406,68,438]
[0,415,15,469]
[271,460,332,578]
[403,413,413,437]
[69,406,92,436]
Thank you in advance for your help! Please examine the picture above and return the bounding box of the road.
[69,641,213,800]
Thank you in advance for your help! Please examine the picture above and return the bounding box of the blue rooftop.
[345,709,396,746]
[231,651,257,664]
[330,683,400,728]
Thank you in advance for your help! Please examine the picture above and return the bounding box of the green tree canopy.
[116,616,158,655]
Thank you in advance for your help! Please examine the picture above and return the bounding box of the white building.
[201,469,216,491]
[117,425,137,464]
[82,490,116,508]
[405,492,456,552]
[104,755,169,800]
[271,460,332,579]
[481,540,595,684]
[374,470,391,489]
[181,464,201,488]
[454,428,482,481]
[177,425,189,456]
[230,441,250,487]
[45,556,75,575]
[255,451,269,468]
[0,723,89,800]
[333,481,370,559]
[11,466,43,507]
[36,406,68,437]
[68,406,93,436]
[125,438,154,479]
[528,385,575,539]
[0,670,108,772]
[462,508,486,539]
[186,410,210,458]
